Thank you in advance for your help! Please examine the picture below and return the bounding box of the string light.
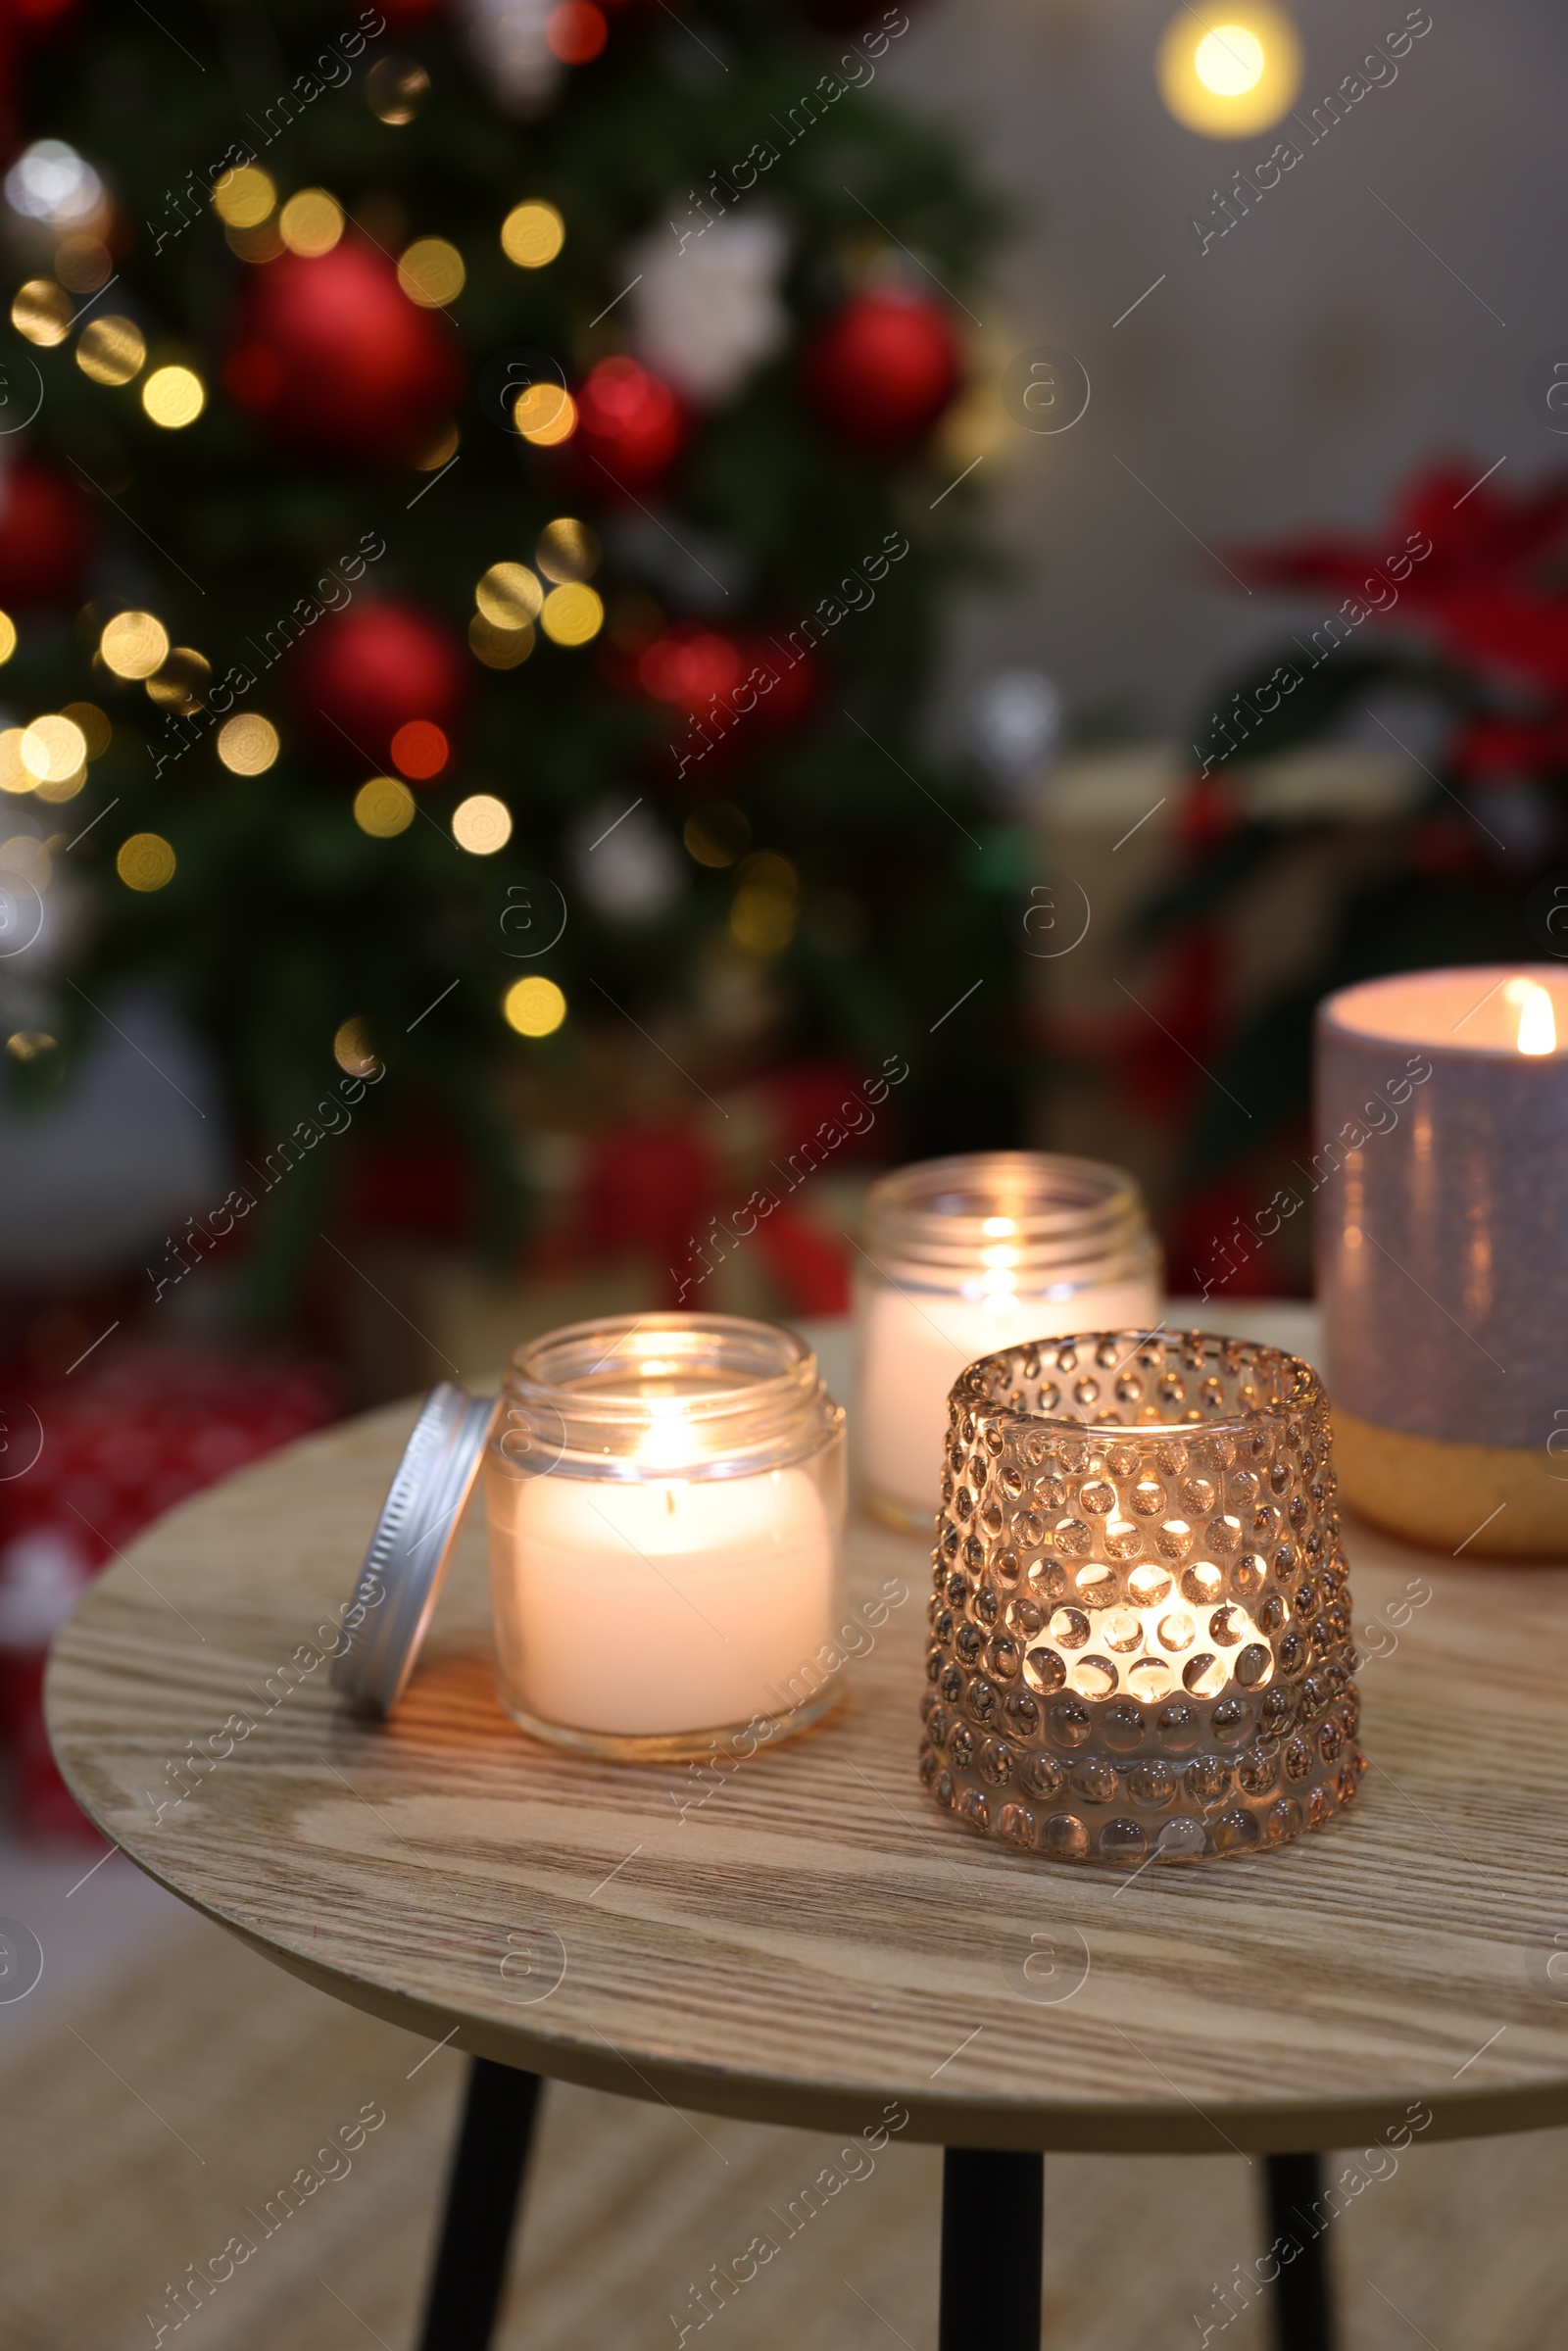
[12,279,71,346]
[279,189,344,257]
[503,975,566,1037]
[0,613,16,666]
[468,615,534,669]
[536,518,601,584]
[476,563,543,629]
[683,803,751,868]
[398,237,465,307]
[100,612,169,679]
[55,234,112,294]
[333,1016,379,1076]
[212,166,276,227]
[145,649,212,712]
[76,315,146,386]
[1157,3,1301,135]
[501,201,565,269]
[61,701,111,759]
[116,831,175,891]
[216,713,279,774]
[5,1030,56,1061]
[367,59,431,124]
[354,776,416,836]
[414,420,461,469]
[142,366,205,428]
[540,582,604,647]
[0,730,28,793]
[452,794,513,854]
[729,852,800,955]
[20,714,86,786]
[391,720,448,779]
[513,383,577,446]
[0,837,50,891]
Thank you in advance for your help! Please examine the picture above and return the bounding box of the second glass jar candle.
[855,1153,1162,1530]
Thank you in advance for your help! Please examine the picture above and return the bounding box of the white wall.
[885,0,1567,739]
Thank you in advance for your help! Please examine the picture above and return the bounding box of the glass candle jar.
[855,1153,1161,1530]
[920,1330,1361,1864]
[484,1313,847,1760]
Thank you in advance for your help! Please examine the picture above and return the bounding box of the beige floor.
[0,1905,1563,2349]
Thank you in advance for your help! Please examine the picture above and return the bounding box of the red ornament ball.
[637,621,820,777]
[801,290,961,456]
[224,239,465,467]
[571,356,687,493]
[291,602,466,773]
[0,455,90,607]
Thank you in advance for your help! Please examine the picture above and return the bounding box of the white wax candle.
[857,1274,1161,1525]
[487,1462,838,1737]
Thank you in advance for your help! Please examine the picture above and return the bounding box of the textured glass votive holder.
[919,1331,1363,1865]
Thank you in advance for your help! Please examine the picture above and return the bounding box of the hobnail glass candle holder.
[919,1331,1362,1864]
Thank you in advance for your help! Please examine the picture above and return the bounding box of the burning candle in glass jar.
[855,1154,1162,1531]
[484,1315,847,1757]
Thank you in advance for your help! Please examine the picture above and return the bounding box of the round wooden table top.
[44,1306,1568,2155]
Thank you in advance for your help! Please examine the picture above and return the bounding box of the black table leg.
[939,2147,1044,2351]
[1264,2153,1335,2351]
[417,2058,543,2351]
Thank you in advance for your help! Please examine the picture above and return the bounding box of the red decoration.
[0,455,91,608]
[0,1345,336,1841]
[391,718,450,779]
[571,356,687,494]
[547,0,608,60]
[291,601,466,772]
[636,620,821,777]
[224,238,465,467]
[801,290,961,457]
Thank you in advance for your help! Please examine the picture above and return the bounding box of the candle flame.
[981,1216,1015,1237]
[1505,977,1556,1056]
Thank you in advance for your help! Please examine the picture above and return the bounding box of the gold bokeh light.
[452,794,513,855]
[398,237,465,307]
[512,383,576,446]
[76,315,147,386]
[62,701,111,759]
[212,166,276,227]
[21,713,86,785]
[101,612,170,680]
[117,831,175,891]
[367,58,431,124]
[536,517,601,584]
[540,583,604,647]
[501,201,565,269]
[142,366,205,428]
[468,615,534,669]
[0,613,17,667]
[279,188,344,257]
[354,776,416,837]
[12,279,72,346]
[503,975,566,1037]
[146,648,212,712]
[334,1015,379,1077]
[217,713,279,774]
[1157,2,1301,134]
[475,563,543,630]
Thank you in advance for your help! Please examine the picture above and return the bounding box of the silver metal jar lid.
[330,1383,498,1719]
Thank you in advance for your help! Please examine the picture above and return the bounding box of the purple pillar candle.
[1315,965,1568,1558]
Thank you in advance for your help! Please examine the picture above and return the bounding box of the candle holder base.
[1334,1408,1568,1561]
[498,1684,846,1764]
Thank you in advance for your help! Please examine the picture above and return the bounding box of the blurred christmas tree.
[0,0,1003,1314]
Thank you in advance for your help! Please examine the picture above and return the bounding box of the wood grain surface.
[43,1309,1568,2155]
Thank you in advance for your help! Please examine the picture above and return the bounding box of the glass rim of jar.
[490,1311,845,1482]
[862,1151,1158,1278]
[954,1330,1325,1443]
